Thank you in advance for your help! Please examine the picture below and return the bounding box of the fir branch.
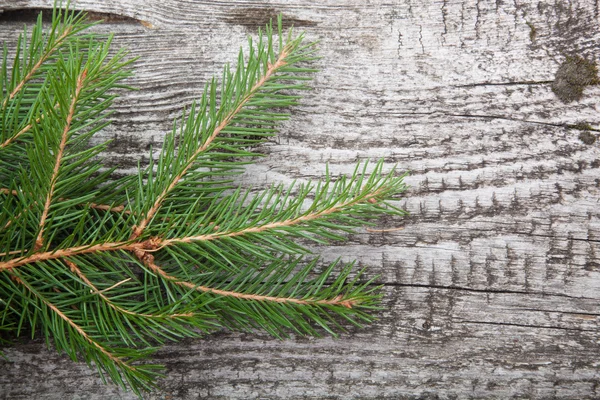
[0,162,404,271]
[162,180,389,246]
[0,5,408,395]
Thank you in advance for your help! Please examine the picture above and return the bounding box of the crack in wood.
[516,308,600,318]
[455,80,555,87]
[459,319,597,332]
[381,282,596,300]
[0,7,148,26]
[427,112,598,131]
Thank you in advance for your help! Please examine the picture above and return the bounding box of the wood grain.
[1,0,599,398]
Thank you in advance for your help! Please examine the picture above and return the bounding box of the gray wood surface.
[1,0,600,399]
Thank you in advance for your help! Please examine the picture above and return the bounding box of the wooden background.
[1,0,600,398]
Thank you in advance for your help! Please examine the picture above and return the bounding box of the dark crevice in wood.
[455,80,555,87]
[386,111,600,132]
[517,308,600,318]
[466,230,600,244]
[459,319,596,332]
[0,8,144,25]
[445,113,600,132]
[222,7,318,31]
[368,223,599,245]
[381,282,596,300]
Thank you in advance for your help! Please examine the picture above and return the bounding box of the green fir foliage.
[0,5,407,395]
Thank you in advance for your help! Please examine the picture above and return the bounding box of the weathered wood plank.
[0,0,599,398]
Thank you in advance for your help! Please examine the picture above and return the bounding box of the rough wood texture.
[1,0,600,398]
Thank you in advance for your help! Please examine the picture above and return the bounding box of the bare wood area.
[1,0,599,398]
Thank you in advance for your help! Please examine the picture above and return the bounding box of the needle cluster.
[0,5,407,395]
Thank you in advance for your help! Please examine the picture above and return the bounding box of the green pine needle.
[0,4,407,396]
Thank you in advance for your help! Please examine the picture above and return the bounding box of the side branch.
[64,259,194,319]
[130,46,291,240]
[1,122,34,149]
[1,188,128,232]
[143,256,357,308]
[0,188,17,196]
[162,190,382,247]
[1,103,59,149]
[11,274,138,372]
[34,69,87,251]
[1,27,73,110]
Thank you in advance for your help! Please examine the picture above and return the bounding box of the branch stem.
[1,241,142,271]
[143,256,356,308]
[34,69,87,251]
[161,191,380,247]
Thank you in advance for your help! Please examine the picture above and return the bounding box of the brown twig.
[0,188,17,196]
[0,240,143,271]
[1,123,34,149]
[88,203,128,213]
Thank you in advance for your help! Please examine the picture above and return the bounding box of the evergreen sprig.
[0,5,407,396]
